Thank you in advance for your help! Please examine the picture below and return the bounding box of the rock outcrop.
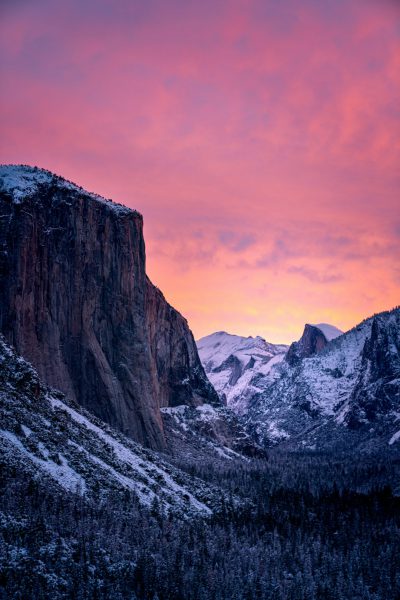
[286,324,331,365]
[0,165,218,450]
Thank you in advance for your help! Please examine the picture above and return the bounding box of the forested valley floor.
[1,450,400,600]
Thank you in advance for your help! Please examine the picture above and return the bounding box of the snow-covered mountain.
[245,309,400,449]
[198,312,400,451]
[0,334,236,517]
[197,332,288,414]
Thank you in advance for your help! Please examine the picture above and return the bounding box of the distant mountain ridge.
[198,310,400,451]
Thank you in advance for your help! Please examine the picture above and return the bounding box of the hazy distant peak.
[197,330,288,413]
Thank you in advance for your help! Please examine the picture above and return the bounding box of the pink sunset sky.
[1,0,399,343]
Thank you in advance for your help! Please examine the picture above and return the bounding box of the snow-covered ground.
[0,335,225,517]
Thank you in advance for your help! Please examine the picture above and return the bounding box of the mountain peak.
[286,324,329,366]
[312,323,343,341]
[197,331,288,413]
[285,322,343,366]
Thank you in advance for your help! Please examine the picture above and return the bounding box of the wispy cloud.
[1,0,399,342]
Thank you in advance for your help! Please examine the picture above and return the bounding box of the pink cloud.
[1,0,399,342]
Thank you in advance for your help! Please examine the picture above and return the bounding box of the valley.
[0,166,399,600]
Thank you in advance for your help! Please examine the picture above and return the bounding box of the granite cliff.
[0,165,218,450]
[285,323,342,365]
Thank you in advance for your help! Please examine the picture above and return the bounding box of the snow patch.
[0,165,134,215]
[50,397,211,514]
[389,430,400,445]
[0,429,86,494]
[160,405,187,415]
[20,424,33,437]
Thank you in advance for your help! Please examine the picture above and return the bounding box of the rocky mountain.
[197,331,288,414]
[286,322,342,365]
[0,333,232,517]
[0,165,219,452]
[198,312,400,452]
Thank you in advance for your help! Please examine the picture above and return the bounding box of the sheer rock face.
[285,324,328,366]
[0,165,218,450]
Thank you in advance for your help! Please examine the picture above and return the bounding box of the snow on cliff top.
[312,323,343,341]
[0,164,136,215]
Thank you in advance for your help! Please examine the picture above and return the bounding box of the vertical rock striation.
[0,165,218,450]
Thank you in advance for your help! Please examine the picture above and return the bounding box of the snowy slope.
[197,332,287,413]
[244,308,400,449]
[0,335,233,517]
[197,332,286,370]
[161,402,265,462]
